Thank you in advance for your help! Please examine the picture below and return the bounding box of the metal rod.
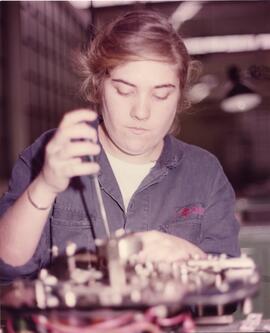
[88,155,110,238]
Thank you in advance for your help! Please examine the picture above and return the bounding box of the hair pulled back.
[77,10,192,113]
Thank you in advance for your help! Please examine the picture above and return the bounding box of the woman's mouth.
[128,127,149,135]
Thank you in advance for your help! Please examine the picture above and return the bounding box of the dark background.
[1,1,270,199]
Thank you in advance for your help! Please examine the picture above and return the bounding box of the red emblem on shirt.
[177,205,204,219]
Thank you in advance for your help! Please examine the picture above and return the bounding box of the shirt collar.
[157,135,185,169]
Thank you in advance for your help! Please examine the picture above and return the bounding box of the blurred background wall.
[1,1,270,201]
[0,0,270,316]
[0,1,88,190]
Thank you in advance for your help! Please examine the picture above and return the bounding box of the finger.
[58,141,101,160]
[59,109,97,129]
[53,123,98,147]
[47,124,98,156]
[62,159,100,177]
[66,123,98,142]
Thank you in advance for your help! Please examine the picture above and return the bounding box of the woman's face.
[99,59,181,163]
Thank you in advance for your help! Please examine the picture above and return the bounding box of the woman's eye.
[153,92,170,100]
[116,88,134,96]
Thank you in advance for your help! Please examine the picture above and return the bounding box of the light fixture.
[184,34,270,55]
[169,2,203,30]
[188,75,218,104]
[69,1,92,9]
[221,65,261,113]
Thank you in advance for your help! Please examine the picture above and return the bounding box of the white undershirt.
[105,151,156,211]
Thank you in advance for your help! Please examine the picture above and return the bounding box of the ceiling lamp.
[188,74,218,104]
[221,65,261,113]
[69,1,92,9]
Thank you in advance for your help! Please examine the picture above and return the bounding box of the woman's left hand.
[136,230,206,262]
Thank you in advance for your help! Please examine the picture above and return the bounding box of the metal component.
[95,238,106,246]
[64,289,77,307]
[39,268,48,281]
[243,297,253,315]
[66,242,77,276]
[115,228,126,238]
[1,231,260,322]
[217,304,224,316]
[118,234,143,261]
[46,295,59,307]
[51,245,59,257]
[107,238,126,290]
[44,275,58,286]
[198,304,204,317]
[66,241,77,257]
[215,273,223,289]
[131,289,142,302]
[35,280,46,309]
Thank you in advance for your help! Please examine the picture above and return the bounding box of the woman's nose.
[130,95,151,120]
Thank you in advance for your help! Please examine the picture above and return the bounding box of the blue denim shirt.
[0,130,240,282]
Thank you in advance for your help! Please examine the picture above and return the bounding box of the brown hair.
[77,10,193,116]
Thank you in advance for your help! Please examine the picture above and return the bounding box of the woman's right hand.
[39,109,101,194]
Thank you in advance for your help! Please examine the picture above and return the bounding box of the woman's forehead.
[109,59,180,86]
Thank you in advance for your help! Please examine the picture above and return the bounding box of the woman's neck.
[98,124,163,165]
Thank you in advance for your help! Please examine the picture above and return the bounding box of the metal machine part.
[1,230,260,333]
[2,231,259,310]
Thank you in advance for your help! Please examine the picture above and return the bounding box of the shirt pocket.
[158,203,204,244]
[159,220,202,245]
[50,208,95,254]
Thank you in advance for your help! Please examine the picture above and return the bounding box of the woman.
[0,10,240,282]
